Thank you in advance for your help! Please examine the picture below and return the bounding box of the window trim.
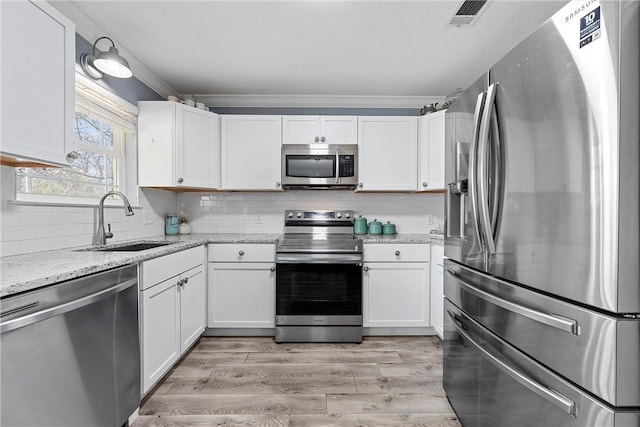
[14,73,139,206]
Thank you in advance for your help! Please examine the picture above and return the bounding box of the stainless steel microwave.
[281,144,358,189]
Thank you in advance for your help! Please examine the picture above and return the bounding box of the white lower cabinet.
[430,244,445,338]
[363,244,430,328]
[208,244,276,328]
[139,246,206,394]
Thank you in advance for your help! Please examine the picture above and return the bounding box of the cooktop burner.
[278,209,362,254]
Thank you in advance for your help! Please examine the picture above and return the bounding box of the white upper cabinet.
[1,0,75,166]
[221,115,282,190]
[138,101,220,189]
[418,111,446,191]
[282,116,357,145]
[357,116,418,191]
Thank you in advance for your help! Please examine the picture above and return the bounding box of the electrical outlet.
[426,215,434,226]
[143,211,154,225]
[255,212,263,224]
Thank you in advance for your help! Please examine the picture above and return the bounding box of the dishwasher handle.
[1,277,137,334]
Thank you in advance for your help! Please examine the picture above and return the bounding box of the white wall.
[178,191,444,234]
[0,166,176,257]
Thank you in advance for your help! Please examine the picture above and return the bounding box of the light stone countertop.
[0,233,279,298]
[359,233,443,245]
[1,232,438,298]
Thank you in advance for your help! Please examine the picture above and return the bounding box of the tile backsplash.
[1,165,444,256]
[0,166,176,257]
[178,191,444,234]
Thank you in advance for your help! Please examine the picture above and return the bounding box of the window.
[16,77,137,204]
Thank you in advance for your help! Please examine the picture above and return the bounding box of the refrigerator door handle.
[489,98,506,246]
[447,310,577,416]
[477,83,498,254]
[446,269,579,335]
[468,91,486,249]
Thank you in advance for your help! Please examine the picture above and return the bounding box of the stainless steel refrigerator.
[443,1,640,426]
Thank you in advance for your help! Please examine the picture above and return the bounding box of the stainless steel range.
[275,209,363,343]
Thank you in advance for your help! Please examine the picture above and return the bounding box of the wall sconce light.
[80,36,133,79]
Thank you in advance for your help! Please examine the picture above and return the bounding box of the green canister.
[353,215,368,235]
[368,219,383,235]
[382,221,397,235]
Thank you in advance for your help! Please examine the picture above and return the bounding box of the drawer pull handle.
[445,269,579,335]
[447,310,576,416]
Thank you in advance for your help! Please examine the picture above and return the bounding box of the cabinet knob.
[176,279,183,288]
[364,266,369,271]
[358,183,363,188]
[270,266,275,272]
[183,277,189,284]
[239,250,245,256]
[395,250,401,256]
[65,151,78,163]
[177,177,184,184]
[320,136,326,143]
[314,136,320,143]
[422,182,428,187]
[276,181,281,187]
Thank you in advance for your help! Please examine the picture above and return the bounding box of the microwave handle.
[335,151,340,184]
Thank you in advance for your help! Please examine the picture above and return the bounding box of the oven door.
[276,254,362,323]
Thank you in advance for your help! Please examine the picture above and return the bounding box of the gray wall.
[75,34,164,105]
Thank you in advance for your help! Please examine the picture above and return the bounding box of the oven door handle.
[276,253,363,264]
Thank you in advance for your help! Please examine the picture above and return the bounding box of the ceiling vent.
[448,0,489,27]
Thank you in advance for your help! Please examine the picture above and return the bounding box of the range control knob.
[344,212,351,219]
[287,212,294,219]
[296,212,303,218]
[336,212,343,219]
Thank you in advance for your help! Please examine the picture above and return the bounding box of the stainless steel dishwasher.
[1,264,140,427]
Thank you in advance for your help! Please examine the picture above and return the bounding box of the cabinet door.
[1,1,74,166]
[430,244,445,338]
[179,265,206,353]
[176,106,220,189]
[137,102,175,186]
[208,262,275,328]
[282,116,320,144]
[221,115,282,190]
[321,116,358,145]
[363,262,430,327]
[357,117,418,191]
[418,111,446,191]
[141,277,181,393]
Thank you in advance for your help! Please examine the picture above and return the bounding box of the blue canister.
[165,215,179,235]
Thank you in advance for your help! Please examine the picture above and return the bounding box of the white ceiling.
[67,0,565,104]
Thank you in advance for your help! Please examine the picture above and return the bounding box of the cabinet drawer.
[208,243,275,262]
[363,243,430,262]
[141,246,205,290]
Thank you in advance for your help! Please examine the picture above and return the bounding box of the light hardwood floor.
[133,336,461,427]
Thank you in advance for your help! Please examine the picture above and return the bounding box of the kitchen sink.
[79,241,175,252]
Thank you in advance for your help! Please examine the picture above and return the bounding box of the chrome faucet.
[97,191,134,245]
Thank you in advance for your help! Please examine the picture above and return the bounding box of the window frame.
[14,73,139,207]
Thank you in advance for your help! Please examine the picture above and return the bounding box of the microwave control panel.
[338,155,355,177]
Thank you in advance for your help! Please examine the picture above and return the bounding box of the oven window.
[276,263,361,316]
[286,155,336,178]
